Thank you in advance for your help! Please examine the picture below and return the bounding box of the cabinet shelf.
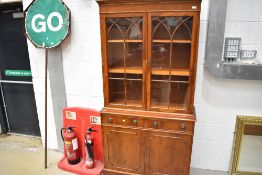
[152,39,192,44]
[108,67,143,74]
[151,79,189,83]
[151,102,187,110]
[108,39,143,43]
[108,68,189,76]
[109,99,142,107]
[151,69,190,76]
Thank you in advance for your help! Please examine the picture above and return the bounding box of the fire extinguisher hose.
[85,141,94,160]
[60,128,66,141]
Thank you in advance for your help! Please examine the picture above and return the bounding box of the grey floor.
[0,134,228,175]
[190,168,227,175]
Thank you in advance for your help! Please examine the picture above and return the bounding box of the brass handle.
[108,117,112,123]
[153,121,159,128]
[133,119,138,125]
[180,122,186,130]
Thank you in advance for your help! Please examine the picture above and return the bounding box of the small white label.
[65,111,76,120]
[13,12,24,19]
[72,138,78,151]
[90,116,101,125]
[192,6,197,9]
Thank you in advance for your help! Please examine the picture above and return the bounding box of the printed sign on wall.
[224,37,241,62]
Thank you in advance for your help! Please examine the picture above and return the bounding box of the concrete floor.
[0,134,227,175]
[0,134,73,175]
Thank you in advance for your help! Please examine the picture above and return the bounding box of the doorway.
[0,3,40,136]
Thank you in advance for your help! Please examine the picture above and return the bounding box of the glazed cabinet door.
[147,12,199,113]
[100,13,147,109]
[145,131,193,175]
[103,126,145,174]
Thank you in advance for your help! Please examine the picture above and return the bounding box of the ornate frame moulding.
[230,116,262,175]
[96,0,201,4]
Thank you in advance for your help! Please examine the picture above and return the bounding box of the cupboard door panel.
[147,132,192,175]
[103,126,145,174]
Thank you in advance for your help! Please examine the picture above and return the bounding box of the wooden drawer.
[102,115,144,128]
[144,119,194,133]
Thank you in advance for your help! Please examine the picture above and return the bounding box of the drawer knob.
[180,122,186,130]
[153,121,159,128]
[108,117,113,123]
[133,119,138,125]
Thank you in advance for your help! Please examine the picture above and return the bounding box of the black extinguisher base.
[68,157,81,165]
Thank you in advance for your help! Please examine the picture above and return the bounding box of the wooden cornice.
[96,0,201,5]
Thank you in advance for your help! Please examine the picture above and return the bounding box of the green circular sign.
[24,0,70,48]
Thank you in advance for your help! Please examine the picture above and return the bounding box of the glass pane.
[152,43,170,69]
[109,73,125,105]
[170,77,189,109]
[152,43,191,70]
[151,75,170,107]
[126,18,143,40]
[126,43,143,68]
[107,17,143,40]
[109,73,142,106]
[108,43,124,68]
[152,17,171,40]
[172,17,192,40]
[151,75,189,109]
[172,43,191,69]
[152,16,192,40]
[126,74,142,106]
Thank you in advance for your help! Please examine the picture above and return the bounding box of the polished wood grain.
[108,67,143,74]
[146,131,192,175]
[102,108,195,121]
[103,126,145,174]
[98,2,201,14]
[152,39,192,43]
[151,69,190,76]
[97,1,200,174]
[101,111,195,175]
[97,0,201,4]
[107,39,143,43]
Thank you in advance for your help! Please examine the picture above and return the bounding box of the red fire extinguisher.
[84,127,96,169]
[61,127,81,165]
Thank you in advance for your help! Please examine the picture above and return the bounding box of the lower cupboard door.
[146,132,192,175]
[103,126,145,174]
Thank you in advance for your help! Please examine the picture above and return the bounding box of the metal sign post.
[24,0,70,169]
[44,49,48,169]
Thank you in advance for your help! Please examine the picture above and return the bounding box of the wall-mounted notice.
[224,37,241,62]
[240,50,257,60]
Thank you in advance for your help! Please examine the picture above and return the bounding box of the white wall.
[191,0,262,171]
[23,0,262,172]
[23,0,103,149]
[61,0,104,109]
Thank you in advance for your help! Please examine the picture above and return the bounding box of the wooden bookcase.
[97,0,201,174]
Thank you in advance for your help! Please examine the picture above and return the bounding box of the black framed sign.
[224,37,241,62]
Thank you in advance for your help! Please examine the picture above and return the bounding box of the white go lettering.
[31,12,63,33]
